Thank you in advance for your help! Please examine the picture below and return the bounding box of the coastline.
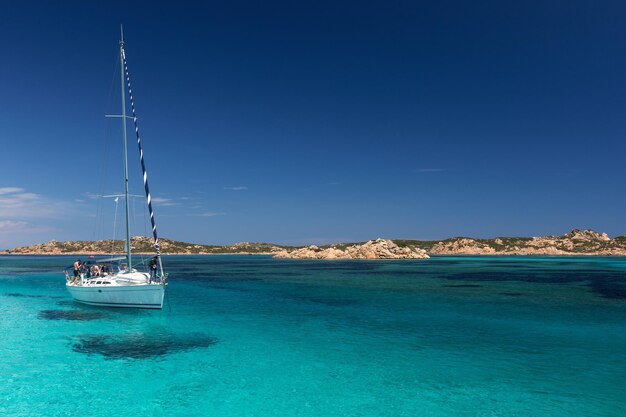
[3,253,625,258]
[0,251,277,256]
[4,229,626,258]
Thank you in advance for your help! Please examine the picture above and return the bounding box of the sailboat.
[64,30,167,309]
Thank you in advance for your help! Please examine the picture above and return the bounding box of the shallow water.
[1,255,625,416]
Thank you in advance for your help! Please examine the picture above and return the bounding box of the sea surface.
[1,255,625,416]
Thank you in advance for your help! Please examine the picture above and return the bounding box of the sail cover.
[121,48,161,257]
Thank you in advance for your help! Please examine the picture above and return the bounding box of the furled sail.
[121,47,161,262]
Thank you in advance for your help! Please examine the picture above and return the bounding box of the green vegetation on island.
[2,229,626,257]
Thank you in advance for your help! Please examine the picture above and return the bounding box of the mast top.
[120,24,125,47]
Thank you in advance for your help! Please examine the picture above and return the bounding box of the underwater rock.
[5,293,62,299]
[71,332,218,360]
[38,310,107,321]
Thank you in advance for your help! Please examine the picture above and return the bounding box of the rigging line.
[142,189,148,263]
[105,51,121,121]
[112,197,119,254]
[94,53,123,243]
[143,187,148,237]
[129,194,134,254]
[93,54,119,239]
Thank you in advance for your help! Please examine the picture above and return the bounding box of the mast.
[119,28,132,270]
[121,29,165,278]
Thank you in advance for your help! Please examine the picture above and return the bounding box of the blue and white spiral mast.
[119,31,165,278]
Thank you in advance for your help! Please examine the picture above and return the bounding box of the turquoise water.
[1,255,625,416]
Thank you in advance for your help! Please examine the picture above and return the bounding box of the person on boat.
[79,262,89,279]
[149,256,158,280]
[72,259,81,284]
[91,264,101,277]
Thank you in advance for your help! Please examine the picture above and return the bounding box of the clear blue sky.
[1,0,626,248]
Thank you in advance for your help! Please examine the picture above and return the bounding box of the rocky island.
[427,229,626,256]
[273,239,430,259]
[2,229,625,258]
[0,236,284,256]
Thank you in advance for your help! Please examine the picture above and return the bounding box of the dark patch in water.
[6,292,46,298]
[5,292,62,299]
[443,270,626,300]
[290,295,358,307]
[588,276,626,299]
[500,292,523,297]
[443,284,483,288]
[71,332,218,360]
[445,271,576,284]
[39,310,107,321]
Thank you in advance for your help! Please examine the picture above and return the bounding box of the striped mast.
[119,28,132,270]
[120,30,164,277]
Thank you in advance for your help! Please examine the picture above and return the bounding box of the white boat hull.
[66,283,165,309]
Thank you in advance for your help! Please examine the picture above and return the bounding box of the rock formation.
[428,229,626,256]
[273,239,430,260]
